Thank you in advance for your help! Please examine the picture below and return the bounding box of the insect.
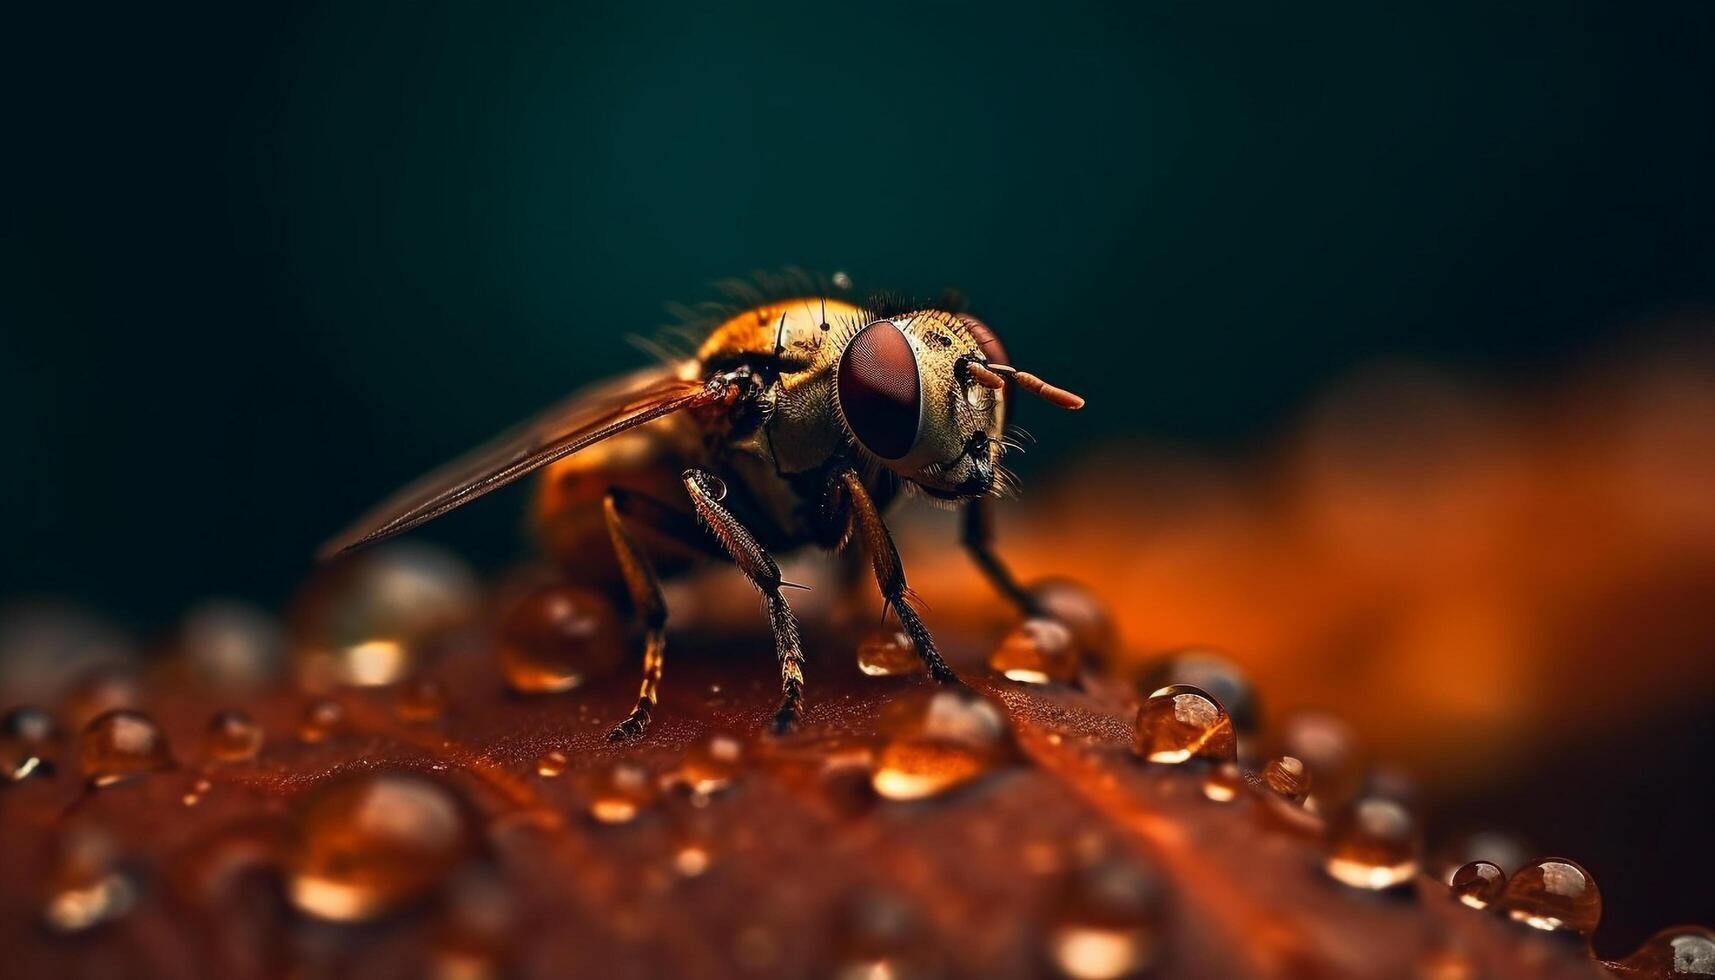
[322,276,1084,739]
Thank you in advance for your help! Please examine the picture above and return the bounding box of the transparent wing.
[319,364,724,559]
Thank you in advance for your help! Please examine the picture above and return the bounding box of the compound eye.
[837,320,922,460]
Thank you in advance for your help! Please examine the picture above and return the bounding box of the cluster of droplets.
[7,560,1713,976]
[1126,649,1715,975]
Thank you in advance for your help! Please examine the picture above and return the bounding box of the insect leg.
[602,493,669,741]
[681,469,807,734]
[961,497,1043,616]
[836,470,960,684]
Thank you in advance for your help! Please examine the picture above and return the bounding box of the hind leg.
[602,493,670,740]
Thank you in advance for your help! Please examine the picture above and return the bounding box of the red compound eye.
[838,320,922,460]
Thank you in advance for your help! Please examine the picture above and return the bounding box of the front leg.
[681,469,807,733]
[962,497,1044,617]
[835,470,960,684]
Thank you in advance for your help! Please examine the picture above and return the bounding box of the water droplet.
[1447,861,1505,909]
[1133,685,1236,765]
[662,734,742,801]
[673,844,712,878]
[1363,764,1421,809]
[2,704,56,780]
[585,762,657,824]
[204,709,263,762]
[177,599,285,692]
[1027,577,1117,663]
[428,866,517,980]
[497,585,624,694]
[872,688,1013,801]
[855,628,924,677]
[989,618,1080,684]
[1434,831,1531,884]
[291,542,479,688]
[288,772,473,923]
[1201,762,1245,802]
[1263,755,1312,803]
[1499,858,1601,938]
[1276,711,1364,810]
[395,676,448,723]
[298,699,344,743]
[0,601,136,709]
[42,824,136,933]
[182,775,213,807]
[831,271,854,290]
[1137,649,1256,732]
[1617,925,1715,977]
[1324,796,1421,890]
[61,667,143,734]
[79,709,173,787]
[829,888,935,979]
[1044,862,1162,979]
[536,749,568,778]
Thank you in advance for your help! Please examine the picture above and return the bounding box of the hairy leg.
[681,469,808,733]
[836,470,959,683]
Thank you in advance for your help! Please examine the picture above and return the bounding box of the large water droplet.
[1616,925,1715,977]
[1133,685,1236,765]
[1323,796,1421,890]
[1262,755,1311,804]
[205,709,263,763]
[288,772,474,923]
[1044,862,1162,979]
[291,542,479,688]
[989,618,1080,684]
[855,628,924,677]
[1447,860,1505,909]
[585,762,657,824]
[2,704,56,780]
[1499,858,1601,938]
[872,688,1013,801]
[1137,649,1256,732]
[79,709,173,787]
[498,585,623,694]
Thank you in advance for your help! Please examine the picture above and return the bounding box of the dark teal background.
[5,1,1713,620]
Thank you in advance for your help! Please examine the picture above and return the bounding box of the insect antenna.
[962,359,1086,411]
[982,364,1086,410]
